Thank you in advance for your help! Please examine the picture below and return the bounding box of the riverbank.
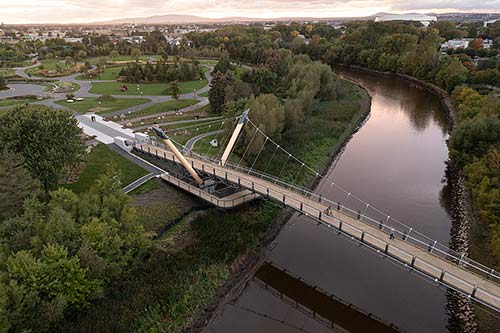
[342,65,456,123]
[339,64,498,332]
[194,80,371,331]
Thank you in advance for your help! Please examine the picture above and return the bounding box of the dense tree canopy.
[0,105,83,191]
[0,166,150,331]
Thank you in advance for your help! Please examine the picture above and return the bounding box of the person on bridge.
[390,228,395,240]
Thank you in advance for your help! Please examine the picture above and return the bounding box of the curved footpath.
[1,64,213,118]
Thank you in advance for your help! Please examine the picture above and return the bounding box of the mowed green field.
[64,143,148,193]
[76,66,127,81]
[89,79,208,96]
[56,97,150,115]
[122,99,199,120]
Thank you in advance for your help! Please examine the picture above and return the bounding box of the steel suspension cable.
[237,126,259,168]
[249,137,268,174]
[262,144,279,177]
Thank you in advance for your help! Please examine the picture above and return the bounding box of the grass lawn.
[199,59,219,65]
[198,91,209,97]
[0,96,41,107]
[89,79,208,96]
[64,143,148,193]
[121,99,199,120]
[128,178,160,195]
[26,59,65,76]
[0,68,15,76]
[130,104,213,127]
[56,97,150,115]
[76,65,127,81]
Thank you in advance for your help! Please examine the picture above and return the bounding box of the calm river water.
[206,69,491,332]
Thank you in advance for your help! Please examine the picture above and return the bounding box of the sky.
[0,0,499,24]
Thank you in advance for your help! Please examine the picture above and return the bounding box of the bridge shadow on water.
[253,262,400,333]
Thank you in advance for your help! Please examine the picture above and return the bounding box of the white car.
[66,99,74,103]
[75,97,84,101]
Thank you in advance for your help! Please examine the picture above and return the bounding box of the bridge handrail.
[135,139,500,286]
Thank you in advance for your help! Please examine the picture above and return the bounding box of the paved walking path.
[3,64,213,122]
[183,129,224,153]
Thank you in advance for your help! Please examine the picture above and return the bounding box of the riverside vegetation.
[0,43,369,331]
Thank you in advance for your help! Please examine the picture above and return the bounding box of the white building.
[441,38,472,50]
[375,14,437,27]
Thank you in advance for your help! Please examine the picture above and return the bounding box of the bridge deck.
[137,143,500,311]
[159,173,257,208]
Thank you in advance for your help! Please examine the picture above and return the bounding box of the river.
[205,69,489,332]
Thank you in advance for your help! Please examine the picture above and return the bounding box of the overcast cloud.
[0,0,498,24]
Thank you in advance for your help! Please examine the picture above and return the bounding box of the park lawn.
[122,99,199,120]
[90,79,208,96]
[130,104,213,127]
[64,143,148,193]
[56,97,151,115]
[0,68,15,76]
[192,133,223,156]
[25,59,63,76]
[0,96,41,107]
[76,65,127,80]
[198,91,209,97]
[199,59,219,65]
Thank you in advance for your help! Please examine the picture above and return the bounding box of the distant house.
[441,38,472,50]
[122,36,145,44]
[483,39,494,49]
[64,37,83,43]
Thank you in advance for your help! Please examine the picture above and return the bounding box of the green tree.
[7,244,101,307]
[131,48,141,62]
[0,105,83,191]
[208,72,233,114]
[436,57,469,93]
[241,94,285,156]
[431,21,466,40]
[0,150,39,221]
[170,80,180,100]
[110,50,120,59]
[0,75,6,90]
[449,115,500,168]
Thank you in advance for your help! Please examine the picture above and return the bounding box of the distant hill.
[96,14,214,24]
[93,14,365,25]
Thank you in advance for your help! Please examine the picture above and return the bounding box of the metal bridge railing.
[135,139,500,308]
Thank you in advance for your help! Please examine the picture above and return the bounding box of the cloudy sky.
[1,0,499,24]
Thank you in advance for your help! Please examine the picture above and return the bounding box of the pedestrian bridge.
[77,112,500,314]
[134,140,500,313]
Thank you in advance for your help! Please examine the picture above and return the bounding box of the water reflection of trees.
[400,91,450,134]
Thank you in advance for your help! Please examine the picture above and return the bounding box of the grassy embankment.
[60,78,370,332]
[64,143,148,193]
[130,104,212,127]
[56,97,150,115]
[120,99,199,120]
[89,79,208,96]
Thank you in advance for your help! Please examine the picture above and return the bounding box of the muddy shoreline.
[188,80,372,332]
